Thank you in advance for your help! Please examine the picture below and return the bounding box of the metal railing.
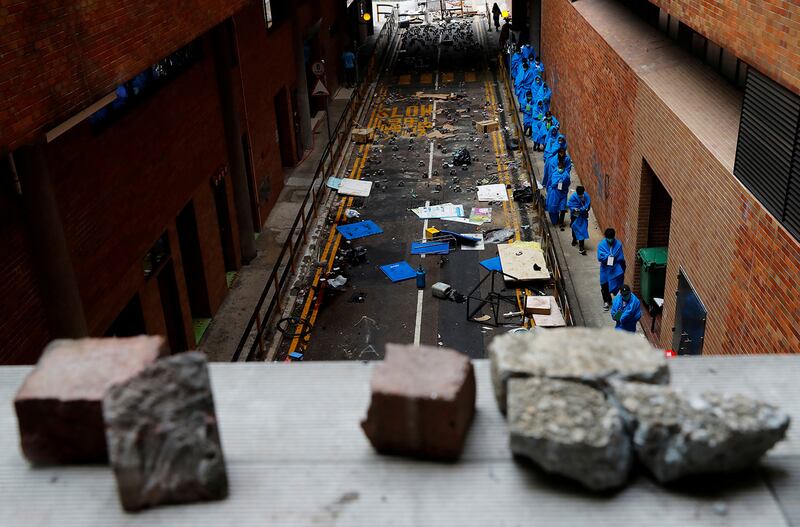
[497,55,575,326]
[230,9,400,362]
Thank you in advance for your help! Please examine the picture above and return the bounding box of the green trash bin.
[638,247,668,308]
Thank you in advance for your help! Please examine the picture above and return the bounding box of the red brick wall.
[235,6,297,221]
[541,0,639,243]
[45,41,230,337]
[0,0,250,151]
[0,189,51,363]
[541,0,800,355]
[649,0,800,95]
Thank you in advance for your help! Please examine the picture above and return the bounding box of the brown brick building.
[521,0,800,354]
[0,1,357,363]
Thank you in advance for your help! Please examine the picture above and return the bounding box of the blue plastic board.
[439,229,480,246]
[336,220,383,240]
[480,256,503,272]
[380,261,417,283]
[411,242,450,255]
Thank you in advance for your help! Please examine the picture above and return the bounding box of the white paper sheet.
[477,184,509,202]
[412,203,464,219]
[337,179,373,197]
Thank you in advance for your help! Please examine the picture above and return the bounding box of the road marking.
[414,290,424,346]
[286,94,383,358]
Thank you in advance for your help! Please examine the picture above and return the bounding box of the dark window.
[734,68,800,241]
[89,40,203,131]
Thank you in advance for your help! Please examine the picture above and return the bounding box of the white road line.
[414,290,424,346]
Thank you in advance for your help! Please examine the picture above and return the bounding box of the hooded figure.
[521,44,535,60]
[532,104,549,150]
[523,91,536,136]
[515,62,535,106]
[546,163,570,227]
[532,56,545,76]
[568,186,591,254]
[598,228,626,309]
[543,147,572,188]
[544,132,566,165]
[611,284,641,332]
[530,75,544,101]
[492,3,502,30]
[539,81,552,112]
[510,51,523,77]
[542,111,559,133]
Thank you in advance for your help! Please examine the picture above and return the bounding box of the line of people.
[508,43,641,332]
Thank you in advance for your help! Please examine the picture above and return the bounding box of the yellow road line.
[287,97,382,356]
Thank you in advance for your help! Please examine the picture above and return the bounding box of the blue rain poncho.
[523,99,535,130]
[530,76,544,100]
[543,131,565,164]
[533,110,549,144]
[567,191,591,241]
[510,52,523,78]
[611,292,641,332]
[532,59,545,77]
[597,239,626,293]
[515,66,535,106]
[539,83,552,112]
[543,150,572,189]
[521,44,535,60]
[546,167,570,214]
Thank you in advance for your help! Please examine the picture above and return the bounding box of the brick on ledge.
[14,336,166,465]
[361,344,476,461]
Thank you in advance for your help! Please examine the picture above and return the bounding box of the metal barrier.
[497,55,575,326]
[231,9,400,362]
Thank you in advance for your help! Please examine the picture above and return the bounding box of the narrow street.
[275,14,553,361]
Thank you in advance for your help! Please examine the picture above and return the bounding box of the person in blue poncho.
[611,284,641,332]
[532,55,544,76]
[567,186,590,255]
[532,105,548,151]
[521,44,535,60]
[522,91,535,137]
[546,161,570,228]
[515,61,534,107]
[542,111,559,133]
[539,81,552,112]
[530,75,544,100]
[597,227,626,311]
[544,132,566,167]
[510,50,523,78]
[544,147,572,193]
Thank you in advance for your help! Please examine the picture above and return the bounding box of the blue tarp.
[336,220,383,240]
[410,242,451,255]
[480,256,503,272]
[380,261,417,283]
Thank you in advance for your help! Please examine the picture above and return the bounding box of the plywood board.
[338,179,373,197]
[531,297,567,327]
[477,184,509,202]
[497,244,550,281]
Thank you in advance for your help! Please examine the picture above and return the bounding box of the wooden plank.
[498,244,550,281]
[531,296,567,327]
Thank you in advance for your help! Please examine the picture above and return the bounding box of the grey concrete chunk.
[103,352,228,512]
[14,336,165,464]
[361,344,476,461]
[490,328,668,414]
[611,381,790,483]
[508,377,632,490]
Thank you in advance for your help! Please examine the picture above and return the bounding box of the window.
[734,68,800,241]
[89,41,203,131]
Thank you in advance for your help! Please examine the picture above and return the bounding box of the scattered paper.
[477,184,509,202]
[412,203,464,219]
[441,216,483,226]
[326,177,342,189]
[338,179,373,197]
[469,207,492,224]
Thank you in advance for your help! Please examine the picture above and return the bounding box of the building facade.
[0,0,357,363]
[530,0,800,354]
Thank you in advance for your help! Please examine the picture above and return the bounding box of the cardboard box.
[525,296,551,316]
[476,119,500,134]
[352,128,375,144]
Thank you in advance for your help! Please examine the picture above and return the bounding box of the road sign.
[312,79,330,97]
[312,61,325,77]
